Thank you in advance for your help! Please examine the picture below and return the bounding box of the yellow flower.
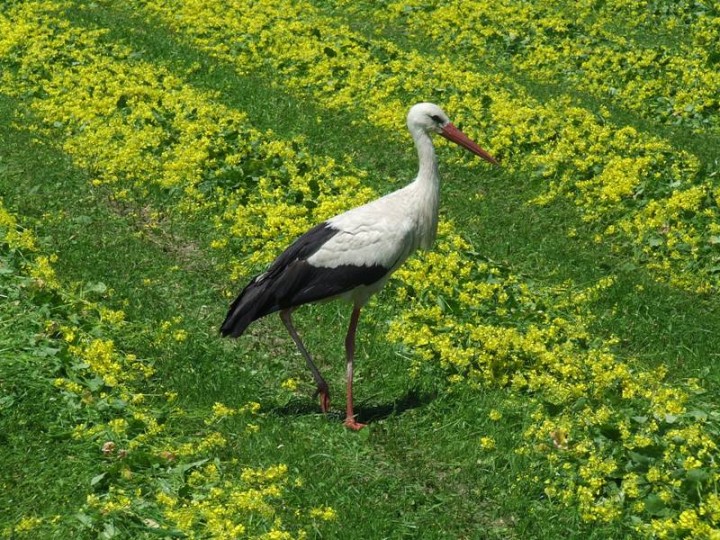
[310,506,337,521]
[241,401,262,415]
[107,418,128,436]
[99,308,126,325]
[14,516,42,533]
[210,402,237,419]
[281,378,299,391]
[28,255,60,289]
[156,491,177,509]
[479,436,496,450]
[488,409,503,421]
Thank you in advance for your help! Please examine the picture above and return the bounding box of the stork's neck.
[410,127,440,250]
[413,128,439,187]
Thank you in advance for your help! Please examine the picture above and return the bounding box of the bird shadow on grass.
[356,389,437,424]
[270,388,436,425]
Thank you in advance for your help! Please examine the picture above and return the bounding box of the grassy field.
[1,0,719,538]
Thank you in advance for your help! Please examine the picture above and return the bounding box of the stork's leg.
[344,306,366,430]
[280,309,330,413]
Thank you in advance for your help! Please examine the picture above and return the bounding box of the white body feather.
[308,106,449,304]
[307,180,438,305]
[308,180,438,270]
[306,105,443,306]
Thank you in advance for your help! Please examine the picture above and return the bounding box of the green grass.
[64,1,720,393]
[2,2,719,538]
[0,98,97,537]
[0,99,544,538]
[0,85,592,539]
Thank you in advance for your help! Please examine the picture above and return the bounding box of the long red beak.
[440,123,499,166]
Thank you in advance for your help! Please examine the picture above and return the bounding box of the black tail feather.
[220,219,391,338]
[220,223,340,338]
[220,257,390,338]
[220,277,276,338]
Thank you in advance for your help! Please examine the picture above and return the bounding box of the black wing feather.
[220,222,387,337]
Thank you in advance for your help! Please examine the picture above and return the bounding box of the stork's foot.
[314,384,331,413]
[343,417,367,431]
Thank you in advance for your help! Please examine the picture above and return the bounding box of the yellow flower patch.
[129,0,719,294]
[2,0,719,537]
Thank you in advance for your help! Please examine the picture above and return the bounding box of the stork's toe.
[343,417,367,431]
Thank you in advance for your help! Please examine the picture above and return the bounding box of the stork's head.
[407,102,452,133]
[407,102,498,166]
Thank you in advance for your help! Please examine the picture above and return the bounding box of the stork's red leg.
[344,306,366,430]
[280,309,330,413]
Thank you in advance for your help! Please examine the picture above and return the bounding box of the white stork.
[221,102,498,430]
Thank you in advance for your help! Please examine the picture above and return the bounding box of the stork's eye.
[430,114,443,124]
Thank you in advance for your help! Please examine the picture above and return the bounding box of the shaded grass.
[0,351,92,539]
